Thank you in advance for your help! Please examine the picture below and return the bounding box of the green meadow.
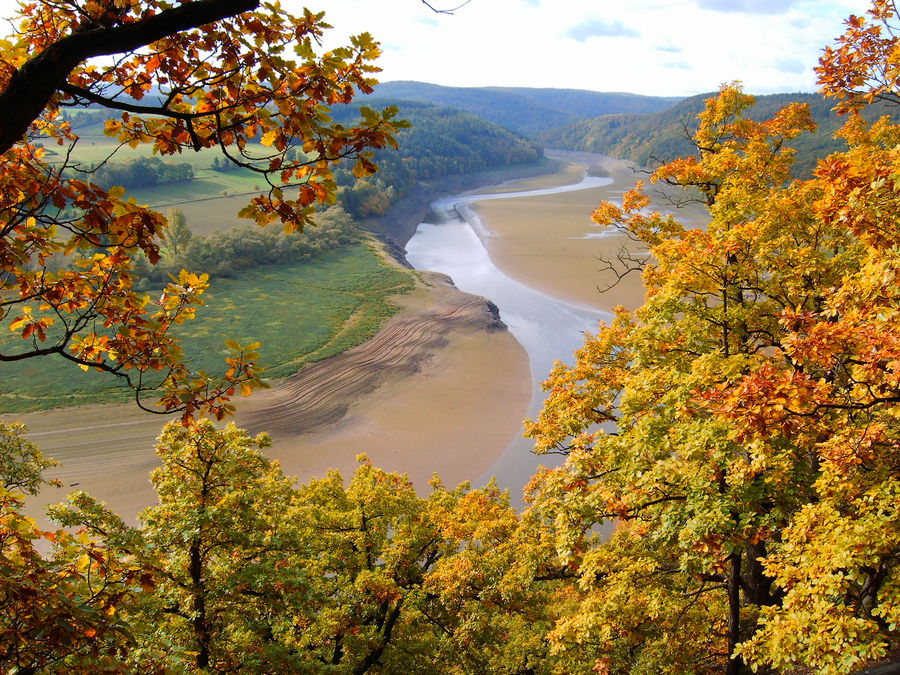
[4,120,415,414]
[0,243,414,413]
[44,123,303,234]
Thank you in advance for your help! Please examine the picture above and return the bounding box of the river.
[405,175,614,495]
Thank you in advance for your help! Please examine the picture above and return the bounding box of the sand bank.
[469,152,708,313]
[235,273,530,488]
[19,271,530,527]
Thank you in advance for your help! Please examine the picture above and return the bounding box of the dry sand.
[19,271,530,527]
[470,152,708,312]
[235,274,531,488]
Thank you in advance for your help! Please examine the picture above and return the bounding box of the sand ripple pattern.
[241,274,504,436]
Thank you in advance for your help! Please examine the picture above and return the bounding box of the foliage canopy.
[0,0,407,421]
[4,1,900,673]
[523,3,900,672]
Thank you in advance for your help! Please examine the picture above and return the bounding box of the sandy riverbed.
[17,152,707,527]
[18,271,530,527]
[471,152,708,312]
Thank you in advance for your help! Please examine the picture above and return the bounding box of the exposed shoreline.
[17,160,553,527]
[17,152,688,526]
[469,150,708,312]
[361,157,560,251]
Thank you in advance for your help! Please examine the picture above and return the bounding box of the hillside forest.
[540,91,896,178]
[1,0,900,674]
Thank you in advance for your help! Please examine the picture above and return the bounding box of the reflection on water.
[406,194,611,498]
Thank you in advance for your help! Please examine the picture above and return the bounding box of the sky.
[0,0,874,97]
[304,0,874,97]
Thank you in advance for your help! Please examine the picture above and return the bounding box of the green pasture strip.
[0,243,414,413]
[49,134,344,236]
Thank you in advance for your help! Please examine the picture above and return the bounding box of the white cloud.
[0,0,875,98]
[566,18,640,42]
[774,58,806,74]
[696,0,803,14]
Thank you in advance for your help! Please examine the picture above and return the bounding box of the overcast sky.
[0,0,874,97]
[307,0,873,97]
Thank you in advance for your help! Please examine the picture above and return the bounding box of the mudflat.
[471,152,707,312]
[18,271,530,527]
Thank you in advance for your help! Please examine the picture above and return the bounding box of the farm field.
[44,123,302,234]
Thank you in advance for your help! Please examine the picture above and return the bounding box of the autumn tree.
[0,422,142,672]
[0,0,410,420]
[160,209,192,258]
[523,6,900,669]
[728,3,900,670]
[49,420,558,672]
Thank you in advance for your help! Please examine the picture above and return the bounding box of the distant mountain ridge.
[540,91,894,177]
[370,81,682,137]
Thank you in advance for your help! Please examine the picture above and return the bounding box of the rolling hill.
[540,92,894,177]
[370,81,682,137]
[330,99,544,218]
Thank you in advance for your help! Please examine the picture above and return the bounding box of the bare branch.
[420,0,474,13]
[596,244,649,295]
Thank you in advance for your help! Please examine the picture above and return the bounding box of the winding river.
[405,176,614,495]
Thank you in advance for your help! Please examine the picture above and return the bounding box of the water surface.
[406,180,612,496]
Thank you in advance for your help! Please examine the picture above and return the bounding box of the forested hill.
[541,91,894,177]
[63,98,542,226]
[331,100,543,220]
[370,81,682,137]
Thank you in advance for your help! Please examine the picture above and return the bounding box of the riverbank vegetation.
[334,102,543,218]
[132,206,361,284]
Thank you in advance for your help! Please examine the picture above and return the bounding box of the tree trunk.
[742,540,777,607]
[727,551,744,675]
[190,538,211,671]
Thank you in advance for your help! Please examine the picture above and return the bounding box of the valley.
[19,151,665,523]
[4,0,899,668]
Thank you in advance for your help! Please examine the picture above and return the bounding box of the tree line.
[541,90,895,178]
[131,206,360,286]
[335,103,543,218]
[91,156,195,190]
[3,421,557,672]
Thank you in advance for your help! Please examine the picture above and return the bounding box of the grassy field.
[10,126,417,414]
[43,123,308,235]
[0,243,414,413]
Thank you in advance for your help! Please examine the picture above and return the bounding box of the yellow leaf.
[260,128,279,147]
